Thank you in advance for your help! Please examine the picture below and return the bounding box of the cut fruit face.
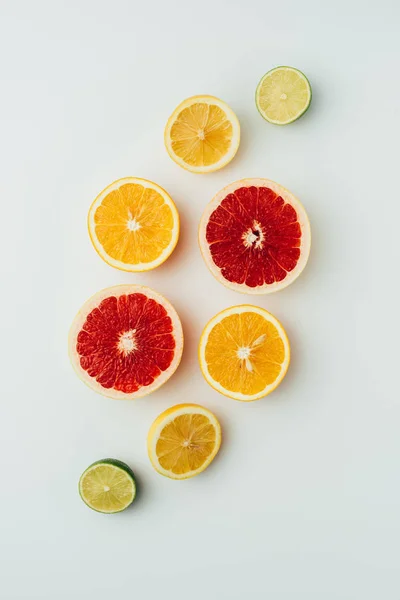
[148,404,221,479]
[199,178,311,294]
[256,66,312,125]
[79,459,136,513]
[88,177,179,272]
[69,285,183,399]
[164,95,240,173]
[199,305,290,401]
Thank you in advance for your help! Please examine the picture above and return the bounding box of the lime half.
[79,459,136,513]
[256,66,312,125]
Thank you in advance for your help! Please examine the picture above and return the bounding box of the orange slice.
[164,96,240,173]
[199,305,290,401]
[147,404,221,479]
[88,177,179,272]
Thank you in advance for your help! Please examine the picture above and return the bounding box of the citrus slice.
[88,177,179,272]
[256,66,312,125]
[69,285,183,399]
[199,305,290,401]
[164,95,240,173]
[199,178,311,294]
[148,404,221,479]
[79,459,136,513]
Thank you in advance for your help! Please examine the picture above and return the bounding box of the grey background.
[1,1,399,598]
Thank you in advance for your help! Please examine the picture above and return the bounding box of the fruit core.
[237,347,251,359]
[127,211,141,232]
[118,329,137,355]
[243,221,264,249]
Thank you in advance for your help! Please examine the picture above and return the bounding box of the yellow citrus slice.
[79,459,136,514]
[88,177,179,272]
[164,95,240,173]
[148,404,222,479]
[256,66,312,125]
[199,305,290,401]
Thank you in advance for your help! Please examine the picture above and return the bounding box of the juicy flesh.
[156,413,217,475]
[81,465,134,512]
[94,183,174,265]
[258,69,310,122]
[76,293,175,394]
[206,186,302,288]
[170,103,233,167]
[205,312,285,396]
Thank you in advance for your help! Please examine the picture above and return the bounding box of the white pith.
[68,285,184,400]
[242,220,264,249]
[88,177,180,272]
[199,305,290,402]
[199,178,311,295]
[127,217,141,232]
[164,95,241,174]
[118,329,137,355]
[148,404,222,480]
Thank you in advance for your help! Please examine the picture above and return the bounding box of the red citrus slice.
[69,285,183,399]
[199,178,311,294]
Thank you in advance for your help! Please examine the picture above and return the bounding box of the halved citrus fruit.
[164,95,240,173]
[199,305,290,401]
[79,459,136,513]
[69,285,183,399]
[199,178,311,294]
[256,66,312,125]
[88,177,179,272]
[148,404,221,479]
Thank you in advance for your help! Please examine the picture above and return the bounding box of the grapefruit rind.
[88,177,180,272]
[164,95,240,174]
[147,404,222,480]
[198,305,290,402]
[199,178,311,294]
[68,285,184,400]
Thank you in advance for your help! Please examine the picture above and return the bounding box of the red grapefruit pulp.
[69,286,183,399]
[199,178,311,294]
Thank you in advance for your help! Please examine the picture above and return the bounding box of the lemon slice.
[148,404,222,479]
[88,177,179,272]
[164,95,240,173]
[256,66,312,125]
[199,306,290,401]
[79,459,136,513]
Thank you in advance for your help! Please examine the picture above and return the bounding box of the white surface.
[1,1,399,599]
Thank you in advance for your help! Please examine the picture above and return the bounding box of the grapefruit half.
[69,285,183,399]
[199,178,311,294]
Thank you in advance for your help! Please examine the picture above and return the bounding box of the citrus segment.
[199,306,290,401]
[164,96,240,173]
[199,178,311,294]
[79,459,136,513]
[69,285,183,399]
[88,177,179,272]
[148,404,221,479]
[256,66,312,125]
